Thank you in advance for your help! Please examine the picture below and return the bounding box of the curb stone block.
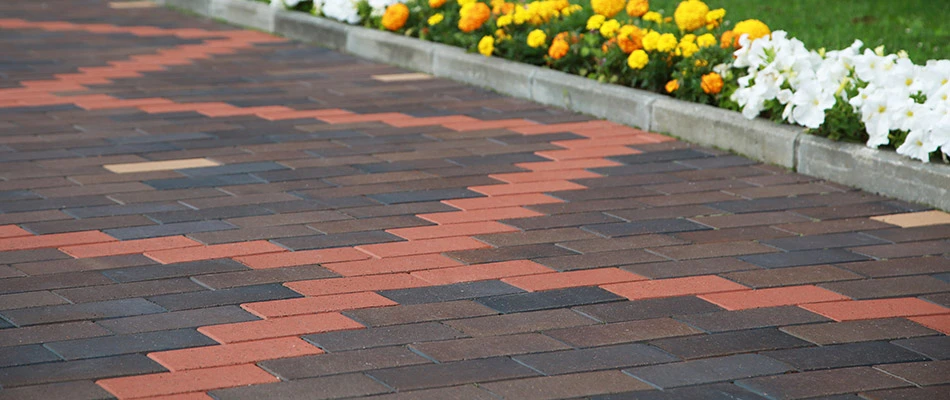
[531,68,659,131]
[346,29,434,73]
[156,0,212,16]
[650,98,801,168]
[211,0,275,32]
[796,134,950,211]
[432,46,535,100]
[274,10,349,51]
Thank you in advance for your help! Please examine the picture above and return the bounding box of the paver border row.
[158,0,950,211]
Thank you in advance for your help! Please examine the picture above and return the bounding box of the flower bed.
[273,0,948,164]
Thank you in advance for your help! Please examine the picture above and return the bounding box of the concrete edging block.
[531,68,659,131]
[157,0,213,16]
[651,98,801,168]
[273,9,349,50]
[797,135,950,211]
[431,46,535,99]
[211,0,275,32]
[345,29,434,73]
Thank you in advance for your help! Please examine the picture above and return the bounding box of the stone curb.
[157,0,950,211]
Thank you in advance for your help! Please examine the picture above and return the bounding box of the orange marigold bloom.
[382,3,410,31]
[430,0,447,8]
[548,38,570,59]
[458,2,491,33]
[701,72,724,94]
[665,79,679,93]
[616,25,644,53]
[720,30,737,48]
[626,0,649,17]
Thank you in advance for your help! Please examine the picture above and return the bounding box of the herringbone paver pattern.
[0,1,948,399]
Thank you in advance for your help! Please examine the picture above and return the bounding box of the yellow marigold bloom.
[458,0,476,6]
[586,15,606,30]
[674,0,709,32]
[680,34,696,43]
[701,71,724,94]
[696,33,716,48]
[627,49,649,69]
[665,79,679,93]
[563,4,583,15]
[429,0,447,8]
[527,29,547,48]
[428,13,444,26]
[705,8,725,29]
[548,37,570,59]
[495,29,509,40]
[513,7,530,24]
[478,35,494,56]
[458,2,491,33]
[599,19,621,38]
[676,40,699,57]
[616,25,644,53]
[694,58,708,67]
[641,30,660,51]
[733,19,770,46]
[490,0,506,13]
[497,14,513,27]
[381,3,409,31]
[642,11,662,24]
[626,0,649,17]
[656,33,677,52]
[590,0,625,18]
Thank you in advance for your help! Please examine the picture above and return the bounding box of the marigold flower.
[563,4,583,15]
[458,2,491,33]
[497,14,513,27]
[674,0,708,31]
[705,8,725,29]
[430,0,447,8]
[616,25,644,53]
[641,30,660,51]
[656,33,677,52]
[548,37,570,59]
[458,0,476,5]
[642,11,662,24]
[381,3,409,31]
[586,15,606,30]
[590,0,625,18]
[527,29,547,48]
[676,40,699,57]
[428,13,444,26]
[720,30,736,48]
[701,71,723,94]
[599,19,621,38]
[665,79,679,93]
[495,29,509,40]
[732,19,770,46]
[627,50,650,70]
[696,33,716,48]
[627,49,649,69]
[478,35,494,56]
[626,0,649,17]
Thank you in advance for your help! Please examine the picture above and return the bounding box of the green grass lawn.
[650,0,949,62]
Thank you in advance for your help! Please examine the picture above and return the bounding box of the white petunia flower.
[322,0,361,24]
[788,80,836,129]
[896,129,939,162]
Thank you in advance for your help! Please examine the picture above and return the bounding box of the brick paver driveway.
[0,1,948,399]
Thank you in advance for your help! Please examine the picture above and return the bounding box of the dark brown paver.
[0,1,946,398]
